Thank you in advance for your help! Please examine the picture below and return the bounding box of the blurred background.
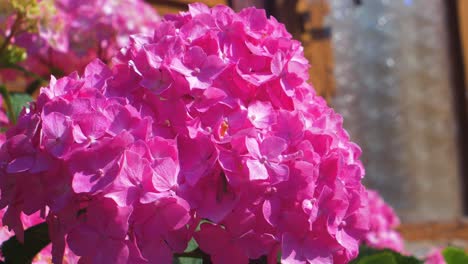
[148,0,468,255]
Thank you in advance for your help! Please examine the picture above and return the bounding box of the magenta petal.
[246,159,268,180]
[139,239,173,264]
[247,101,277,129]
[160,200,191,230]
[152,158,178,192]
[7,156,34,173]
[336,228,359,254]
[195,223,230,255]
[139,191,168,204]
[280,233,302,264]
[271,52,284,76]
[199,55,226,81]
[48,216,66,264]
[238,232,276,259]
[170,59,192,77]
[262,198,280,226]
[42,111,73,157]
[194,87,227,112]
[280,73,302,97]
[105,187,140,207]
[67,226,100,256]
[92,239,129,264]
[72,125,88,143]
[140,68,173,94]
[185,46,206,68]
[83,59,112,89]
[245,137,261,159]
[179,135,217,186]
[268,163,289,183]
[261,136,287,159]
[72,162,120,194]
[74,112,109,140]
[42,112,68,138]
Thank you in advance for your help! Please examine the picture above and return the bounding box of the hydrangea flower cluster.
[363,190,404,253]
[0,208,78,263]
[2,0,160,79]
[0,3,369,264]
[424,248,446,264]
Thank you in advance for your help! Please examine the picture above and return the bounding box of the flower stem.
[0,13,23,56]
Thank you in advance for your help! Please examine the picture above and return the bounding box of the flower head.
[362,190,404,253]
[0,4,370,264]
[1,0,161,82]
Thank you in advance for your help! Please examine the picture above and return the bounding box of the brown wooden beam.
[447,0,468,214]
[147,0,225,8]
[399,219,468,242]
[148,0,228,16]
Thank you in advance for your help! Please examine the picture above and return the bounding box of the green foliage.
[0,45,27,65]
[356,252,398,264]
[185,238,199,253]
[0,222,50,264]
[9,0,41,16]
[10,92,32,120]
[13,92,29,121]
[443,247,468,264]
[351,246,422,264]
[174,257,203,264]
[3,0,55,34]
[173,248,210,264]
[172,220,207,263]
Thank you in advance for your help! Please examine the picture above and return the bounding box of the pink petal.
[260,136,287,159]
[268,163,289,183]
[246,159,268,180]
[7,156,34,173]
[263,198,280,226]
[247,101,277,129]
[245,137,261,159]
[152,158,178,192]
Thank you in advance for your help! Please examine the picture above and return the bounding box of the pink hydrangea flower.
[0,4,370,264]
[425,248,446,264]
[0,208,78,263]
[1,0,160,81]
[363,190,405,253]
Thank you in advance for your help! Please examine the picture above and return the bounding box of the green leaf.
[356,252,398,264]
[0,86,32,124]
[173,248,211,264]
[352,246,422,264]
[9,92,32,123]
[173,257,203,264]
[443,247,468,264]
[0,45,27,65]
[185,238,199,253]
[391,253,423,264]
[1,222,51,264]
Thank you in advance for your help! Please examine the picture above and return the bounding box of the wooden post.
[451,0,468,214]
[230,0,264,11]
[148,0,227,15]
[269,0,336,101]
[297,0,335,101]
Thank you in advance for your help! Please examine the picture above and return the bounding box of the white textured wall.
[327,0,462,222]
